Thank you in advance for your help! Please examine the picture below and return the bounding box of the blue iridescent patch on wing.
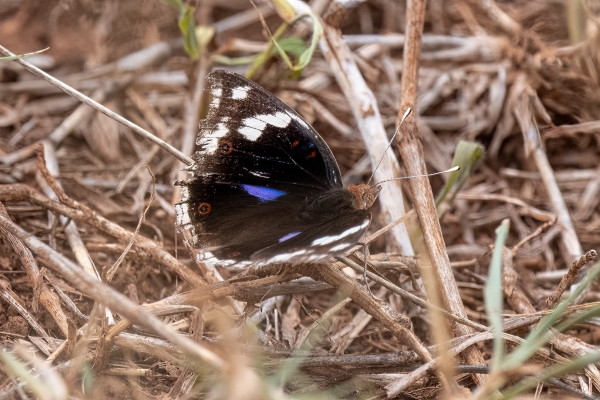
[279,232,301,243]
[241,184,286,202]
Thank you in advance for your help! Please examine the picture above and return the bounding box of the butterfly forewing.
[195,70,342,190]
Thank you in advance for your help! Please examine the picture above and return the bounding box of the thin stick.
[395,0,485,389]
[0,184,205,287]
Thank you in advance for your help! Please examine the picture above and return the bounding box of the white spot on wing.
[250,170,270,178]
[256,112,291,128]
[311,219,369,246]
[180,186,190,201]
[242,116,267,131]
[238,126,262,141]
[199,122,228,153]
[266,249,306,263]
[330,243,352,252]
[210,88,222,108]
[174,204,191,226]
[239,112,292,141]
[196,251,252,269]
[231,85,251,100]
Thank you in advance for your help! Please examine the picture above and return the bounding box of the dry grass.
[1,0,600,399]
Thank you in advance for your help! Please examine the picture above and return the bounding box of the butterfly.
[175,70,381,267]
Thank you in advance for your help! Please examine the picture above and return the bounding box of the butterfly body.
[175,70,379,267]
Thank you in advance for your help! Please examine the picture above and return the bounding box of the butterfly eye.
[198,202,211,215]
[220,140,233,155]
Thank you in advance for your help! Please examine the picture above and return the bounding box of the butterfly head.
[348,184,382,210]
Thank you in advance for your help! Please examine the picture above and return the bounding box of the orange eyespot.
[198,202,211,215]
[307,151,316,159]
[220,140,233,155]
[292,140,300,148]
[228,251,241,258]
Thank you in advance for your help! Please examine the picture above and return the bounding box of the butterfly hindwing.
[176,179,371,266]
[251,212,371,264]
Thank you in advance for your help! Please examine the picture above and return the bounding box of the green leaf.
[179,5,199,59]
[291,10,322,72]
[159,0,200,59]
[251,0,322,75]
[196,25,215,51]
[81,361,94,392]
[486,219,510,371]
[269,37,307,58]
[211,54,258,66]
[436,140,484,209]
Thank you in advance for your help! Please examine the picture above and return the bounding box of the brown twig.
[337,255,486,332]
[502,247,537,315]
[395,0,486,389]
[511,219,556,256]
[545,250,598,309]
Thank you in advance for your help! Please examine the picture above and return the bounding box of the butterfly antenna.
[367,108,411,185]
[375,166,460,186]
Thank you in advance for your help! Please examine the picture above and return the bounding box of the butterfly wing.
[175,70,369,266]
[251,211,371,264]
[192,70,342,190]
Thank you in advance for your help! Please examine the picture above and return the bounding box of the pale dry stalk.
[513,90,583,266]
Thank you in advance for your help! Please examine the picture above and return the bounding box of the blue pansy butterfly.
[175,70,380,267]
